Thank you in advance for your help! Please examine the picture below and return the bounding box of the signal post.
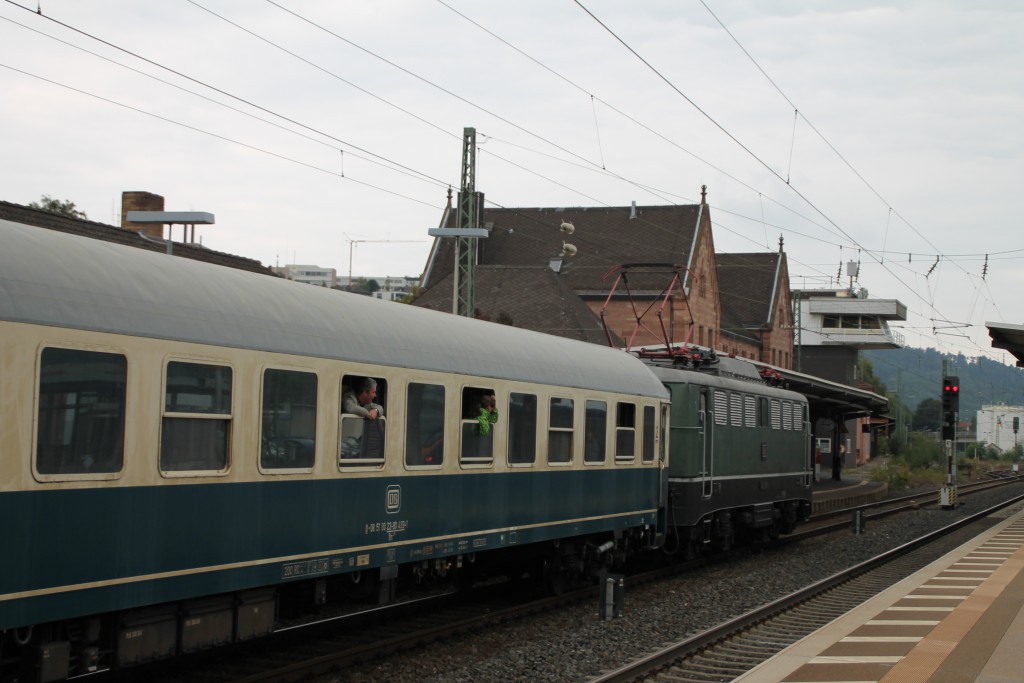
[940,376,959,509]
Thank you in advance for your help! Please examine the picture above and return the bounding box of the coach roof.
[0,219,667,399]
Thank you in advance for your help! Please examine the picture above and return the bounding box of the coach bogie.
[411,558,457,584]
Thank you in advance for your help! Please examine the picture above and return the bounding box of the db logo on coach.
[386,484,401,514]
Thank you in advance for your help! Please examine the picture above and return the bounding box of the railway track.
[795,474,1023,540]
[105,588,494,683]
[107,578,593,683]
[586,490,1024,683]
[103,477,1023,683]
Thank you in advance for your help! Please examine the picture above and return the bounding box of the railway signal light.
[941,376,960,414]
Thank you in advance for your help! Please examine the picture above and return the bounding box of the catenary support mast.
[454,127,482,317]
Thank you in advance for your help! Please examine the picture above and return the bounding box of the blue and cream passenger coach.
[0,218,669,675]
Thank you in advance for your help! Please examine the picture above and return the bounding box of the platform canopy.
[987,322,1024,367]
[763,364,889,420]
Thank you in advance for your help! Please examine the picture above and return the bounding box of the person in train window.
[343,377,384,420]
[475,394,499,436]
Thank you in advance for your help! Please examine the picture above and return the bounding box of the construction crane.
[344,236,423,289]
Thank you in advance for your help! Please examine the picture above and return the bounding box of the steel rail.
[586,491,1024,683]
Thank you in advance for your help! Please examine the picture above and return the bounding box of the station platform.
[811,471,889,514]
[736,504,1024,682]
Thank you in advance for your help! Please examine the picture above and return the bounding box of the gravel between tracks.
[322,483,1024,683]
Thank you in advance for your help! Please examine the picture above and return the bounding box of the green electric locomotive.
[650,359,813,557]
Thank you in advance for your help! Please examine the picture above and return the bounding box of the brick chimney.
[121,191,164,238]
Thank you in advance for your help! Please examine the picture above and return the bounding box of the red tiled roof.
[424,204,703,293]
[717,252,781,331]
[413,265,618,346]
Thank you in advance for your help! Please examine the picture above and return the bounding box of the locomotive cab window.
[260,368,317,471]
[461,387,496,466]
[161,361,232,473]
[406,382,444,467]
[584,399,607,464]
[340,375,387,468]
[507,392,537,465]
[615,402,635,461]
[36,347,127,476]
[548,397,574,464]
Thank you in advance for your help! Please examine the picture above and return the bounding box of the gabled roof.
[717,252,781,331]
[423,204,704,293]
[413,265,616,346]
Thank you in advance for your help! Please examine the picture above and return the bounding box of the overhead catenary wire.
[2,0,447,188]
[573,0,1002,359]
[692,0,1011,356]
[2,0,1012,360]
[0,62,439,208]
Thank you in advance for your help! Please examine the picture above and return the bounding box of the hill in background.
[862,347,1024,415]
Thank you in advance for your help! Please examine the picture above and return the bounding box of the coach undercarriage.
[1,525,660,682]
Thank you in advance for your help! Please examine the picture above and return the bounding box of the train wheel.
[541,543,577,595]
[456,560,478,592]
[340,569,379,602]
[542,558,567,595]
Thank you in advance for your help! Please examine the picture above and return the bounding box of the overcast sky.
[2,1,1022,363]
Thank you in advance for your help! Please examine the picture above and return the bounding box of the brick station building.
[416,187,795,368]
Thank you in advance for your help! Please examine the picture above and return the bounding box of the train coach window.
[260,369,317,470]
[642,405,656,463]
[615,402,635,461]
[340,375,388,468]
[548,397,574,464]
[161,361,232,472]
[508,393,537,465]
[461,387,496,465]
[584,400,607,464]
[406,382,445,466]
[341,375,387,419]
[36,347,127,475]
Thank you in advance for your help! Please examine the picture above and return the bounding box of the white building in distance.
[976,405,1024,452]
[339,275,419,302]
[273,264,336,288]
